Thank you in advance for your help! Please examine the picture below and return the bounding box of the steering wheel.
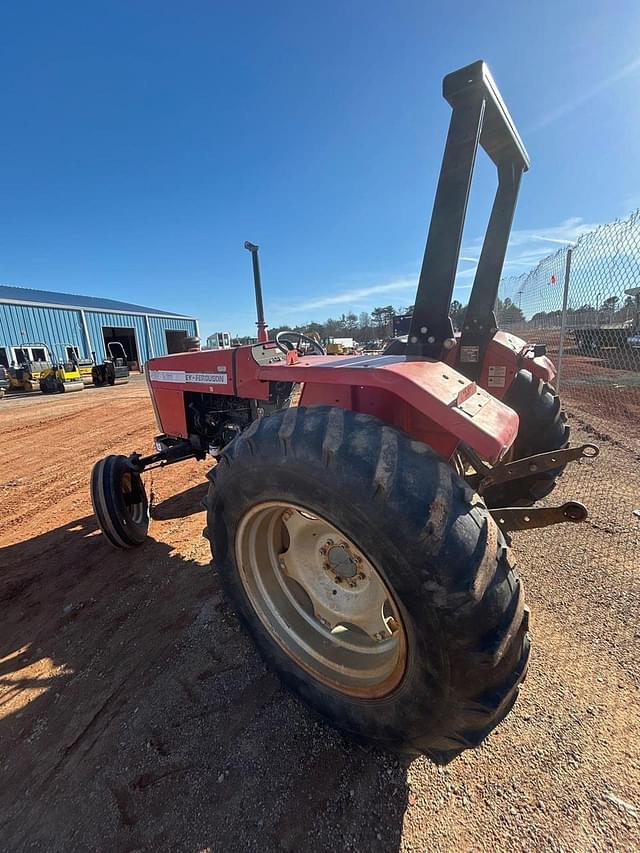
[275,331,326,357]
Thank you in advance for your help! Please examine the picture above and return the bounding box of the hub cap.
[121,471,146,525]
[235,502,407,697]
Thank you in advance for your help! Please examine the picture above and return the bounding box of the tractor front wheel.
[206,406,530,761]
[90,455,150,548]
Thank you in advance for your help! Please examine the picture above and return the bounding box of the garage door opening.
[102,327,139,371]
[165,329,188,354]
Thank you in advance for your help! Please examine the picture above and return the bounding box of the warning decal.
[460,346,480,363]
[487,365,507,388]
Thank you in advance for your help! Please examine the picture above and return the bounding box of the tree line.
[228,291,634,346]
[267,305,404,345]
[265,297,527,343]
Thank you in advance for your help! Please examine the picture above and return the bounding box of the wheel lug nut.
[387,617,399,633]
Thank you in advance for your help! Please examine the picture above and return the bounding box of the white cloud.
[529,54,640,132]
[280,276,417,312]
[460,217,603,276]
[278,216,603,321]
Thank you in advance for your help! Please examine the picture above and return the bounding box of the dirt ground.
[1,375,639,852]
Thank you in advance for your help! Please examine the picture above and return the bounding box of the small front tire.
[90,454,150,548]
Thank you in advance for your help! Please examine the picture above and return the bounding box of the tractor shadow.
[151,481,209,520]
[0,492,409,852]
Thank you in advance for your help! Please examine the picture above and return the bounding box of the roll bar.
[407,61,530,365]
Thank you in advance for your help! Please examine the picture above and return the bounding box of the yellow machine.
[39,359,84,393]
[7,344,54,391]
[324,337,357,355]
[58,344,94,384]
[75,356,95,385]
[6,343,84,393]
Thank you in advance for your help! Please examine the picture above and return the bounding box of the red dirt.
[0,376,638,851]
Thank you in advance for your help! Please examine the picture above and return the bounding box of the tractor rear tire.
[90,454,150,548]
[483,369,569,508]
[206,406,530,762]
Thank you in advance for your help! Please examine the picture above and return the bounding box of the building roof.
[0,284,192,319]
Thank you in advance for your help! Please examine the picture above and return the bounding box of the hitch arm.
[490,501,588,533]
[477,443,599,494]
[127,438,204,473]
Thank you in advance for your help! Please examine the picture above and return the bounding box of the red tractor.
[91,61,597,762]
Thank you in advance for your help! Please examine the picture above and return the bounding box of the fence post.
[556,247,573,393]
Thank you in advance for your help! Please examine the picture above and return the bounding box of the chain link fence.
[496,209,640,695]
[496,208,640,436]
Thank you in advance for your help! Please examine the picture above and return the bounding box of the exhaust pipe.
[244,241,269,343]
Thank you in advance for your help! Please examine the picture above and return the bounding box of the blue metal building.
[0,285,199,369]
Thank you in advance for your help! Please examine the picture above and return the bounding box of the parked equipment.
[39,357,84,393]
[91,342,130,387]
[91,62,597,761]
[0,366,9,399]
[206,332,233,350]
[325,338,357,355]
[71,353,98,385]
[7,344,54,392]
[572,286,640,366]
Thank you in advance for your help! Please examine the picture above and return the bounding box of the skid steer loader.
[90,61,597,762]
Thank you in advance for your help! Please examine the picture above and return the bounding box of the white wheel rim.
[235,501,407,697]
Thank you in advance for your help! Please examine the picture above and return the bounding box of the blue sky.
[1,1,639,337]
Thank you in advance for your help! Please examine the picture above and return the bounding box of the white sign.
[149,370,186,383]
[186,372,227,384]
[460,345,479,363]
[149,370,228,385]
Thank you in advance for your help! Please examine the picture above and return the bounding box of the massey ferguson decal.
[149,370,228,385]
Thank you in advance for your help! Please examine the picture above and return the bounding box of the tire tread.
[208,405,530,761]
